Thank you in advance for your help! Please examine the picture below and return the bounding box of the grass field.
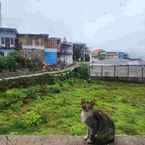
[0,79,145,135]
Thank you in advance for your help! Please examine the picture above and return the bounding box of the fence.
[90,64,145,82]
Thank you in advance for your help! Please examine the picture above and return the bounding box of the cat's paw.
[84,135,88,140]
[86,139,94,144]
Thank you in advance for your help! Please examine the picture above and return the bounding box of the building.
[90,48,106,61]
[18,34,49,50]
[73,43,89,61]
[46,37,61,53]
[46,37,61,64]
[118,52,129,59]
[60,41,73,65]
[105,51,129,60]
[18,34,49,64]
[0,27,18,56]
[44,48,57,65]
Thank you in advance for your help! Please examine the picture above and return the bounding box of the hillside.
[0,79,145,135]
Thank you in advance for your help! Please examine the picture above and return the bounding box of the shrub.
[24,88,39,100]
[38,84,48,95]
[48,86,60,94]
[12,120,27,130]
[69,63,89,80]
[0,126,9,134]
[41,112,49,124]
[0,56,6,71]
[0,89,26,110]
[67,79,74,87]
[23,111,42,127]
[76,63,89,80]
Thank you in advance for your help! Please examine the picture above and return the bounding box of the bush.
[0,126,9,134]
[0,51,19,72]
[23,111,42,127]
[37,84,48,95]
[12,120,27,130]
[24,87,39,100]
[0,89,26,110]
[48,86,60,94]
[72,63,89,80]
[0,56,6,71]
[41,112,49,124]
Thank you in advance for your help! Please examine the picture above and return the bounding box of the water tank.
[44,48,57,65]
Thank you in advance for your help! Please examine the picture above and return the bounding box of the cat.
[81,100,115,145]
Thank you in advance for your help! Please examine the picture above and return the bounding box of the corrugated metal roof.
[18,34,49,38]
[0,27,18,34]
[91,59,145,66]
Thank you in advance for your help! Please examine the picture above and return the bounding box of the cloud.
[82,0,145,59]
[122,0,145,16]
[1,0,145,59]
[83,13,115,40]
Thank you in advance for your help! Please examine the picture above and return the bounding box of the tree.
[94,50,106,60]
[0,56,6,72]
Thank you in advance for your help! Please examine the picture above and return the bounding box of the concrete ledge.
[0,135,144,145]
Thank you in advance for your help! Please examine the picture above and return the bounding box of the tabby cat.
[81,100,115,145]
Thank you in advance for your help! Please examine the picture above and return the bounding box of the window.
[1,37,5,45]
[10,38,15,45]
[27,38,32,45]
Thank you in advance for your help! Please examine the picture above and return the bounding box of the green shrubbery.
[23,111,42,127]
[0,52,19,72]
[48,86,61,94]
[69,63,89,80]
[0,51,41,72]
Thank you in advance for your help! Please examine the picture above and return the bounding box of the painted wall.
[44,48,57,65]
[0,31,17,56]
[60,55,73,66]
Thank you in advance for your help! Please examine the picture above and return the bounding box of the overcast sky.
[1,0,145,58]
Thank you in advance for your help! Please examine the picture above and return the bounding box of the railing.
[0,63,80,81]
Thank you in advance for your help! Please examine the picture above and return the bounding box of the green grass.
[0,79,145,135]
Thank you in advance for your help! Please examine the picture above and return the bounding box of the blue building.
[118,52,129,59]
[44,48,57,65]
[105,51,129,60]
[0,27,18,56]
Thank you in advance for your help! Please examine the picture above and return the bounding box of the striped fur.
[81,100,115,145]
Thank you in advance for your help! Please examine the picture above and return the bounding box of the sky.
[1,0,145,59]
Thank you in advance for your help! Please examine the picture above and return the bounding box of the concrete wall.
[90,64,145,82]
[0,135,144,145]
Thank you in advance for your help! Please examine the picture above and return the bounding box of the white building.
[60,41,73,66]
[0,27,18,56]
